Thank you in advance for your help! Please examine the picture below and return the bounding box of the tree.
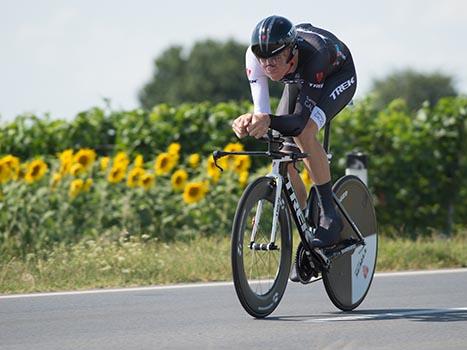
[370,69,458,111]
[138,39,283,109]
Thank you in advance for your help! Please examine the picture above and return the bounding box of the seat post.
[323,122,331,154]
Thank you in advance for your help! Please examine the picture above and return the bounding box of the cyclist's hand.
[247,113,271,139]
[232,113,252,138]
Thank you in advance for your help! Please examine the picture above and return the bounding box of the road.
[1,269,466,350]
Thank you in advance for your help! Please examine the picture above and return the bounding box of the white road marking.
[0,268,466,300]
[306,307,467,323]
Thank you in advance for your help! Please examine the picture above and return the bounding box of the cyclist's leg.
[305,55,357,247]
[275,84,308,209]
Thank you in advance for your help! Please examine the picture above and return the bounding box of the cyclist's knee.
[295,119,319,144]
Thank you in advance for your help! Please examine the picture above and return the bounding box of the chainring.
[295,242,319,284]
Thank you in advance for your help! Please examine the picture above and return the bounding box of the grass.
[0,231,466,294]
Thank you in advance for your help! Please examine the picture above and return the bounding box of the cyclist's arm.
[269,52,330,135]
[245,47,271,114]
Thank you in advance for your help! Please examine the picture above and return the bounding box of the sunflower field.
[0,140,290,256]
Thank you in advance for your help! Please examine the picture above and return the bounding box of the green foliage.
[371,69,458,111]
[0,97,466,253]
[331,96,467,235]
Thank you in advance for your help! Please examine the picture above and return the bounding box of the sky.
[1,0,466,122]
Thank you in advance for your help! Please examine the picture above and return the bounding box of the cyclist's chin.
[266,71,285,81]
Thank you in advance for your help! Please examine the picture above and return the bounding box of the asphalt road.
[1,269,466,350]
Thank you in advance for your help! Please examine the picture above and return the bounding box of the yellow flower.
[224,142,244,152]
[1,155,20,180]
[239,171,249,188]
[0,162,10,184]
[83,178,93,192]
[140,173,155,190]
[188,153,200,169]
[168,142,181,155]
[58,149,74,175]
[100,157,110,171]
[183,181,208,204]
[134,154,144,168]
[24,159,48,184]
[300,168,313,188]
[223,142,244,170]
[114,152,130,169]
[70,163,85,176]
[69,179,84,198]
[233,155,251,174]
[154,152,176,175]
[171,169,188,192]
[73,148,96,171]
[107,165,126,184]
[127,167,145,188]
[51,172,62,188]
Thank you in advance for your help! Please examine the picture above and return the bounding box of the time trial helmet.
[250,15,297,59]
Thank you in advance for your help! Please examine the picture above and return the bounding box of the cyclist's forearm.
[269,113,309,137]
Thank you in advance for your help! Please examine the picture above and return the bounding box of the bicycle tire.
[231,176,292,318]
[322,175,378,311]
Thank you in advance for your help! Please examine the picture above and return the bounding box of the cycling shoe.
[310,216,343,248]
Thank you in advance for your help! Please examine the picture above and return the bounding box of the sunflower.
[83,178,93,192]
[140,173,155,190]
[73,148,96,171]
[233,155,251,174]
[70,163,85,176]
[183,181,208,204]
[24,160,48,184]
[224,142,244,153]
[113,152,130,169]
[167,142,181,155]
[0,162,10,184]
[154,152,176,175]
[300,168,313,188]
[127,167,145,188]
[69,179,84,198]
[1,155,20,180]
[134,154,144,168]
[239,171,249,188]
[223,142,244,169]
[107,165,126,184]
[58,149,74,175]
[100,157,110,172]
[188,153,200,169]
[50,172,62,188]
[171,169,188,192]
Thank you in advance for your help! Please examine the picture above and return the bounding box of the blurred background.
[1,0,466,120]
[1,1,466,293]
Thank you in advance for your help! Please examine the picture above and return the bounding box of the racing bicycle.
[212,121,378,318]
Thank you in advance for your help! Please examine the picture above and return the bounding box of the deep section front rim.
[231,177,292,318]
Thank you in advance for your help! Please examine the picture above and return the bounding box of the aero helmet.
[250,15,297,59]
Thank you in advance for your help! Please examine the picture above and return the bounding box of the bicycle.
[212,121,378,318]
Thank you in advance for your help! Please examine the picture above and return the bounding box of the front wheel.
[231,177,292,318]
[322,175,378,311]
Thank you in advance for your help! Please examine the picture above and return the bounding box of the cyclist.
[232,15,356,250]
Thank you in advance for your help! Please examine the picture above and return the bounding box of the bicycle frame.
[213,128,367,269]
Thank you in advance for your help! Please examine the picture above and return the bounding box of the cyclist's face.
[258,48,291,81]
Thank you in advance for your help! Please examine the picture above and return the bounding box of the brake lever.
[212,151,225,172]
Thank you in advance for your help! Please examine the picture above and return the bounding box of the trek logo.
[285,181,308,233]
[330,76,355,100]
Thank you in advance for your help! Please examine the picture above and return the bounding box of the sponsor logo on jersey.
[309,82,324,89]
[330,76,355,100]
[315,72,324,83]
